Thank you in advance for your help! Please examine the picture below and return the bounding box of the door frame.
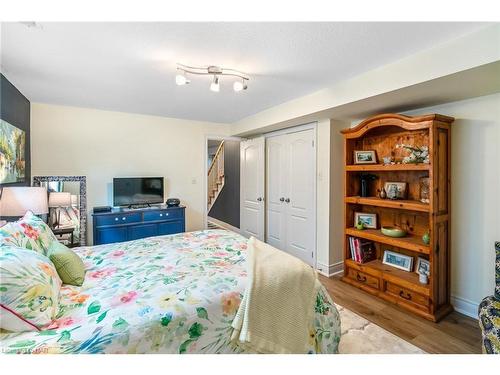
[203,135,242,230]
[264,122,318,268]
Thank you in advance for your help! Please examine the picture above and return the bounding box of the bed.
[0,230,341,354]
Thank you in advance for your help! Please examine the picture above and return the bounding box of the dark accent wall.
[208,140,240,228]
[0,74,31,186]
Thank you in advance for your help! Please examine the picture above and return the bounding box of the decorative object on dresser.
[92,205,186,245]
[166,198,180,207]
[341,113,453,322]
[384,181,407,200]
[354,212,377,229]
[33,176,88,246]
[0,186,48,219]
[358,173,378,197]
[382,250,413,272]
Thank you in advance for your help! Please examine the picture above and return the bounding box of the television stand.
[92,205,185,245]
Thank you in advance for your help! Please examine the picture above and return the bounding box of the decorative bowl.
[381,226,407,238]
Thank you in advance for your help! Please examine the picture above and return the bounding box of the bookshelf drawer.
[347,268,380,290]
[385,282,429,308]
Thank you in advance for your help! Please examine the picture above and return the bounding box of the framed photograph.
[382,250,413,272]
[416,257,430,276]
[354,212,377,229]
[354,150,377,164]
[384,181,407,200]
[0,119,26,184]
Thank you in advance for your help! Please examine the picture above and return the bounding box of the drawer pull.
[115,217,119,221]
[122,217,126,221]
[160,214,163,217]
[165,213,169,216]
[399,290,412,300]
[356,273,367,282]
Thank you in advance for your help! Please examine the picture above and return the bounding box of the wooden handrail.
[208,140,225,176]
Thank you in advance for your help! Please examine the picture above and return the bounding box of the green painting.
[0,119,26,184]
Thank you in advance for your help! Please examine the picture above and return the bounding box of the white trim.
[264,122,317,139]
[316,261,344,277]
[207,216,244,235]
[451,295,479,319]
[203,135,242,230]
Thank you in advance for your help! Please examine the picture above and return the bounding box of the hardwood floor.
[319,275,482,354]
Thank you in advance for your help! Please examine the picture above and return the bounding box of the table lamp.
[48,191,71,228]
[0,187,49,218]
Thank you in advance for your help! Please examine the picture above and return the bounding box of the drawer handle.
[399,290,412,300]
[115,217,119,221]
[356,273,367,282]
[160,214,163,217]
[122,217,126,221]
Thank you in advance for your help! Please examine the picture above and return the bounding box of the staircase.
[207,141,225,212]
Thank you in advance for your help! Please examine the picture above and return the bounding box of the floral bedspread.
[0,230,340,354]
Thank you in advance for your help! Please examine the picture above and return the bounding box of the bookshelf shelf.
[345,163,430,172]
[340,113,453,322]
[345,196,430,212]
[346,227,430,254]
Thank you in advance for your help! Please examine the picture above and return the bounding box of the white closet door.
[240,137,265,240]
[265,135,288,251]
[285,129,316,265]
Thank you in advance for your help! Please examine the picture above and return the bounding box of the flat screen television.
[113,177,164,207]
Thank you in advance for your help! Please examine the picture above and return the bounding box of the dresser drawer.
[95,212,142,227]
[385,281,429,308]
[143,209,182,222]
[346,268,380,290]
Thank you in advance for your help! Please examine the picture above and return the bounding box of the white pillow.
[0,246,61,332]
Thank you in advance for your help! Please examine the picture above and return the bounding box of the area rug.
[337,304,425,354]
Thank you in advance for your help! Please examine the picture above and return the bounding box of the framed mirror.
[33,176,87,246]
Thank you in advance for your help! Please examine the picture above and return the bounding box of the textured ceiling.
[0,22,489,123]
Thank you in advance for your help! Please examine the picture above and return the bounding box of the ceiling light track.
[175,63,249,92]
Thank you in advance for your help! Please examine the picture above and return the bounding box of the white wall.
[405,93,500,317]
[30,103,231,243]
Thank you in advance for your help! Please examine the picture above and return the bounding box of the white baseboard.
[206,216,243,235]
[316,261,344,277]
[451,295,479,319]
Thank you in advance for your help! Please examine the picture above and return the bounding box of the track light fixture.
[175,63,249,93]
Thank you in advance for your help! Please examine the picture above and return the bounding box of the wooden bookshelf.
[341,113,453,322]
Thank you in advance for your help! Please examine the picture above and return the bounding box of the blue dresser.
[92,206,185,245]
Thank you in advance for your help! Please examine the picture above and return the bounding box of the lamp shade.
[0,187,49,216]
[48,192,71,208]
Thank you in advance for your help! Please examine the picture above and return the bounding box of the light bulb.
[175,73,189,85]
[210,76,220,92]
[233,80,247,92]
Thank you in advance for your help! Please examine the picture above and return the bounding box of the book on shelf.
[349,236,376,264]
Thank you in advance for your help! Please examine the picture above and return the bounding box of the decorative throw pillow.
[0,211,58,256]
[0,246,61,332]
[48,241,86,286]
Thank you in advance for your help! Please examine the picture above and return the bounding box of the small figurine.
[422,231,430,245]
[356,221,365,230]
[378,187,387,199]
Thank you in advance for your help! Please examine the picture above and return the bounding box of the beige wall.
[30,103,231,243]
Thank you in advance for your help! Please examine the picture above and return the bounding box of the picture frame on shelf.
[354,150,377,164]
[354,212,377,229]
[416,257,430,276]
[382,250,413,272]
[384,181,407,200]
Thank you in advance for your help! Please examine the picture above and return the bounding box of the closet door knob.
[285,198,290,203]
[257,197,263,202]
[279,197,285,202]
